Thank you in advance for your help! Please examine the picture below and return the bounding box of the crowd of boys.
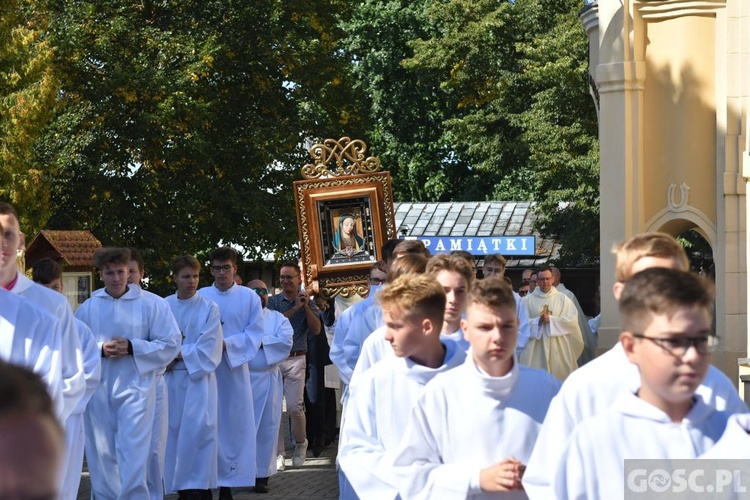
[333,234,749,499]
[1,194,748,499]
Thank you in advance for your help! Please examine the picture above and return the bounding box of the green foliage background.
[1,0,599,294]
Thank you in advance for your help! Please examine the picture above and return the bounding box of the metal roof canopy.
[394,201,559,268]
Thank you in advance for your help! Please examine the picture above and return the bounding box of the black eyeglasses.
[252,287,269,296]
[632,334,718,357]
[280,274,299,280]
[211,265,232,273]
[518,290,529,296]
[369,278,386,285]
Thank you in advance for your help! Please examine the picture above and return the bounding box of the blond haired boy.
[393,279,560,499]
[523,232,747,497]
[339,274,466,498]
[554,268,731,498]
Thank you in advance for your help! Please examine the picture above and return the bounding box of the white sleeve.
[130,299,181,374]
[223,293,264,369]
[181,302,224,380]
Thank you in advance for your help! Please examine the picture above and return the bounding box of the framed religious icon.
[294,137,397,299]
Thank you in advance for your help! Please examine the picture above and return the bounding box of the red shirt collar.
[2,273,18,291]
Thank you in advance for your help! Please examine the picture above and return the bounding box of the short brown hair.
[483,254,507,270]
[93,248,131,270]
[619,268,713,335]
[386,253,428,282]
[426,253,475,289]
[209,247,237,265]
[393,239,431,259]
[377,274,445,331]
[613,232,688,282]
[468,277,516,310]
[32,258,62,285]
[172,255,201,275]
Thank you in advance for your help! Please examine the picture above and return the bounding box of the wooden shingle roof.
[393,201,559,267]
[26,230,102,267]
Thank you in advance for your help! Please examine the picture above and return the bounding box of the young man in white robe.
[199,246,264,500]
[393,278,561,499]
[0,286,63,416]
[0,203,86,423]
[247,279,293,494]
[329,261,387,398]
[128,247,180,500]
[347,254,429,389]
[520,266,584,380]
[164,255,224,500]
[426,253,474,350]
[481,254,531,356]
[523,233,747,498]
[32,258,102,500]
[76,247,181,499]
[339,274,466,498]
[553,268,731,499]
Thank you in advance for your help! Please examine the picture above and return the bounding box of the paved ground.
[76,442,339,499]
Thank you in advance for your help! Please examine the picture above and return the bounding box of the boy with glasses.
[199,247,265,500]
[554,268,730,498]
[247,279,293,493]
[523,232,747,497]
[267,262,320,467]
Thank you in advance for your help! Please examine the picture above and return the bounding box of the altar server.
[520,266,583,380]
[0,202,86,422]
[76,247,181,499]
[425,253,474,350]
[199,247,264,500]
[554,268,731,499]
[523,233,747,498]
[393,278,560,499]
[247,279,293,493]
[701,413,750,458]
[339,274,466,498]
[348,254,428,388]
[164,255,223,499]
[32,258,101,500]
[128,247,180,500]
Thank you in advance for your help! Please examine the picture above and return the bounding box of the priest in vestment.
[520,267,583,380]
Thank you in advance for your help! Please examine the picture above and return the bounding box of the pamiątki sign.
[405,236,536,256]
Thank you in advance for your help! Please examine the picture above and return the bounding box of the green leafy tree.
[0,0,58,232]
[38,0,358,293]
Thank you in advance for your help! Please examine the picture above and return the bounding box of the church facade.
[581,0,748,386]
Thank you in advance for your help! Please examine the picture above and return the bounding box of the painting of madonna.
[332,213,365,258]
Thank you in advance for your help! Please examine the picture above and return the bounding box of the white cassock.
[164,292,223,492]
[392,355,561,500]
[199,283,264,487]
[330,304,356,387]
[249,308,293,477]
[137,288,179,500]
[76,285,181,499]
[60,319,101,500]
[339,340,466,499]
[523,342,748,498]
[556,283,596,364]
[554,393,731,500]
[520,287,583,380]
[11,273,86,421]
[514,291,531,356]
[0,287,64,415]
[701,413,750,458]
[330,286,383,399]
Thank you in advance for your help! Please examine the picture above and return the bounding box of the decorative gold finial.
[301,137,381,179]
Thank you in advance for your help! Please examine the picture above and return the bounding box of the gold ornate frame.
[294,138,396,299]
